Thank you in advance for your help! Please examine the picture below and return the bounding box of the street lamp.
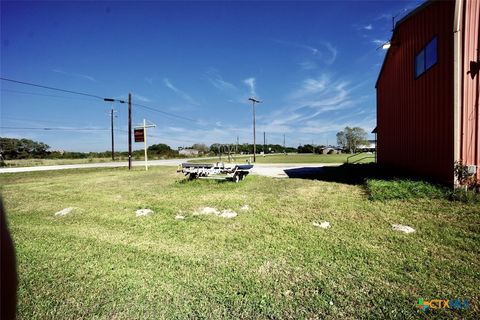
[248,97,262,162]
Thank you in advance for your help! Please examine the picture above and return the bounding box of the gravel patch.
[55,207,74,216]
[391,224,415,234]
[313,221,331,229]
[136,209,153,217]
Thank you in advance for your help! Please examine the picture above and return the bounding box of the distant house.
[376,0,479,184]
[358,140,376,152]
[179,149,199,156]
[320,147,342,154]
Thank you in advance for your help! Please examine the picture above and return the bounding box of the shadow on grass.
[176,177,231,185]
[283,163,404,185]
[284,163,455,201]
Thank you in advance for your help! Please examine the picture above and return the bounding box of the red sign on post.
[134,128,144,142]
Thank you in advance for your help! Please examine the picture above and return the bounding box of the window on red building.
[415,37,438,78]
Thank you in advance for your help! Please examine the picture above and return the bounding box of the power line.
[1,77,204,125]
[2,116,98,125]
[0,77,104,100]
[0,88,98,101]
[132,102,199,123]
[0,126,117,131]
[147,133,198,144]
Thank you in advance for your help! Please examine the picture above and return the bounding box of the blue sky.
[1,0,422,152]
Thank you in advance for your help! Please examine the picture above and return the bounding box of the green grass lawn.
[1,157,128,167]
[191,153,375,164]
[1,167,478,319]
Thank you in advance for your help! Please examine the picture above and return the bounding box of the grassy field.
[1,157,127,167]
[191,153,375,164]
[1,166,478,319]
[1,155,183,168]
[2,153,374,168]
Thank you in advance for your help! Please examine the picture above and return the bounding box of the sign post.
[134,119,156,171]
[143,119,148,171]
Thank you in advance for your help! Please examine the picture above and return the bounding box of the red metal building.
[376,0,479,184]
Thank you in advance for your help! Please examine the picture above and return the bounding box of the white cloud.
[164,78,198,106]
[273,39,337,65]
[144,77,153,85]
[206,70,237,91]
[133,94,151,103]
[298,60,318,70]
[259,74,366,133]
[363,24,373,30]
[243,77,256,97]
[52,69,97,82]
[321,42,337,65]
[166,126,187,133]
[289,74,329,99]
[372,39,386,45]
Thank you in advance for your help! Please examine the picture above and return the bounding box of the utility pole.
[103,97,125,161]
[248,97,262,162]
[236,136,239,154]
[128,93,132,170]
[110,108,116,160]
[144,119,148,170]
[263,131,266,156]
[283,134,286,154]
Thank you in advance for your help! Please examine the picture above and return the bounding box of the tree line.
[1,127,371,161]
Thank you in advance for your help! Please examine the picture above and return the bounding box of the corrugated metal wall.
[461,0,480,180]
[376,1,455,183]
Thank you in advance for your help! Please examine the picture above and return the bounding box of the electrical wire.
[147,133,198,144]
[0,77,104,100]
[1,89,99,101]
[1,126,112,131]
[1,77,206,125]
[132,103,199,123]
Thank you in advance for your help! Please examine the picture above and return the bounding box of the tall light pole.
[248,97,262,162]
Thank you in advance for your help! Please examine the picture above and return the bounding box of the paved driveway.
[0,159,342,178]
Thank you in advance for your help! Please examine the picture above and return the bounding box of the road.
[0,158,342,178]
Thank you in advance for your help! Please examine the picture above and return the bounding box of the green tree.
[147,143,173,155]
[336,127,367,153]
[191,143,209,154]
[0,137,50,159]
